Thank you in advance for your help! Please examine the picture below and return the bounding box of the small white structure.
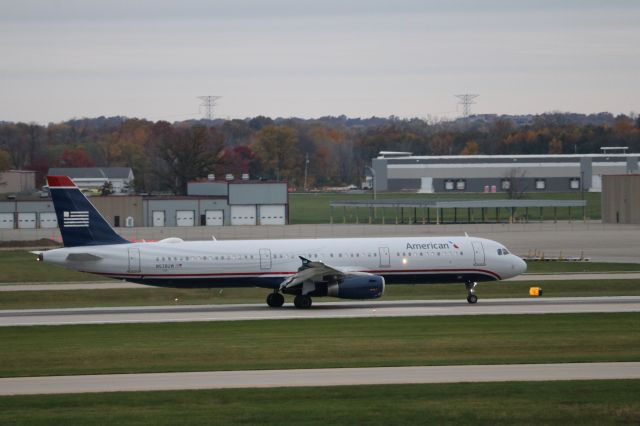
[47,167,134,194]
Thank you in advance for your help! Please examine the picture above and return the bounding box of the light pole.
[365,166,377,222]
[580,170,585,221]
[303,153,309,191]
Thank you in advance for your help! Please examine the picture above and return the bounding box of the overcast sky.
[1,0,639,123]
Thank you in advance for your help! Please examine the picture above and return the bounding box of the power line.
[454,94,479,117]
[197,96,222,120]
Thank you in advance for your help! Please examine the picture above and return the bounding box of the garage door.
[40,212,58,228]
[0,213,14,229]
[176,210,195,227]
[18,212,37,229]
[205,210,224,226]
[259,205,285,225]
[152,211,165,227]
[230,205,256,225]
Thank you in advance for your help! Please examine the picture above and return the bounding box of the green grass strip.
[1,313,638,378]
[524,261,640,273]
[0,380,638,425]
[289,191,603,223]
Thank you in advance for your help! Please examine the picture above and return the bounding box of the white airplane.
[36,176,527,308]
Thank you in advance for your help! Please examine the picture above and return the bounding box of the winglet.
[299,256,312,267]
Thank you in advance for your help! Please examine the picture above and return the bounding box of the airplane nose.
[516,257,527,275]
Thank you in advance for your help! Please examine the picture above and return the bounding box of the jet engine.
[327,274,385,299]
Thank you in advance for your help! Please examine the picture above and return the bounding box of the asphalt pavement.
[1,362,638,395]
[1,296,638,326]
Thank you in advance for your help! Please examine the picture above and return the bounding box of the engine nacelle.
[327,274,385,299]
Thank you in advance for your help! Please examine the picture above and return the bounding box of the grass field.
[0,380,638,425]
[1,313,637,377]
[289,191,602,224]
[523,261,640,273]
[1,279,639,310]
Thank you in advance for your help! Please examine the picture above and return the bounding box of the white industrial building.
[0,178,288,230]
[187,179,288,226]
[372,151,639,193]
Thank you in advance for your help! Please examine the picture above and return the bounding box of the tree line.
[0,112,638,194]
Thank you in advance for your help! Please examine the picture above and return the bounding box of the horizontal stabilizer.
[66,253,103,262]
[158,237,185,243]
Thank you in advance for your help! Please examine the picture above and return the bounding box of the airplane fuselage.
[41,236,526,289]
[41,175,527,307]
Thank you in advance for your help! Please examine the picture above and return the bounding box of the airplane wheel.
[266,292,284,308]
[467,294,478,304]
[294,295,312,309]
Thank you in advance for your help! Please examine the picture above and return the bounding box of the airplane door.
[472,241,486,266]
[259,248,272,270]
[128,248,141,273]
[379,247,390,267]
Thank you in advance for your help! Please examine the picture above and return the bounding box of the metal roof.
[377,153,636,160]
[48,167,133,179]
[330,199,587,209]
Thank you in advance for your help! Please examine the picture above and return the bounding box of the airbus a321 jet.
[36,176,527,308]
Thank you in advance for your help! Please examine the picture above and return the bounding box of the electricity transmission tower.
[198,96,222,120]
[455,94,479,117]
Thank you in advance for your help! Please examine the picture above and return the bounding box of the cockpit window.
[503,248,510,255]
[497,249,503,255]
[497,248,510,255]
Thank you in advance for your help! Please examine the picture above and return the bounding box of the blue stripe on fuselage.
[109,271,499,289]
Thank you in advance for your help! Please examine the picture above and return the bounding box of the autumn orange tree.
[0,112,638,191]
[251,125,302,185]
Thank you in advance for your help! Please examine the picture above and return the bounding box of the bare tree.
[153,123,225,195]
[504,168,528,199]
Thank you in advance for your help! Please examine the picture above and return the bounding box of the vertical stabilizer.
[47,176,129,247]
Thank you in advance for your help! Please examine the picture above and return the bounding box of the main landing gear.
[293,295,312,309]
[465,281,478,304]
[266,292,284,308]
[266,292,313,309]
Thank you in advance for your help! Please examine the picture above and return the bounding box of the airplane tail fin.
[47,176,129,247]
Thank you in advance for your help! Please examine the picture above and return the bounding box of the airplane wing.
[280,256,346,290]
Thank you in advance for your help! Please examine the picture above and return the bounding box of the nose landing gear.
[465,281,478,304]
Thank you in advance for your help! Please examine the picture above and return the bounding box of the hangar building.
[372,152,639,193]
[601,174,640,224]
[0,179,288,230]
[0,170,36,194]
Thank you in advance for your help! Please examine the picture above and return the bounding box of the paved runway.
[0,362,638,395]
[1,272,639,292]
[1,296,638,326]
